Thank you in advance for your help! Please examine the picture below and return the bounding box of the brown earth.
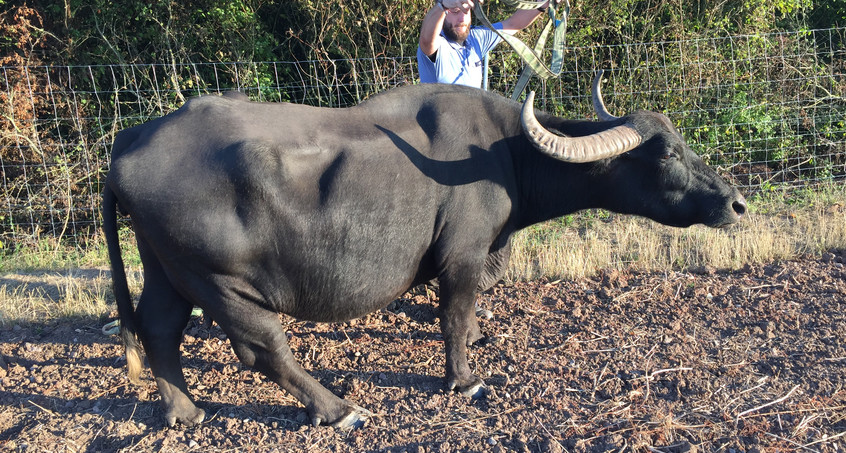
[1,254,845,452]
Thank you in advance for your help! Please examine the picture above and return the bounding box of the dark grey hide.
[103,81,746,429]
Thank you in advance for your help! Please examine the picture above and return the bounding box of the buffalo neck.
[512,119,618,229]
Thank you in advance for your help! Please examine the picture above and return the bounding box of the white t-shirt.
[417,24,504,88]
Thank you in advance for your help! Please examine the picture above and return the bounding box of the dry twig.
[736,384,801,420]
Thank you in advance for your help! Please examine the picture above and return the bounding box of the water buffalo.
[103,72,746,429]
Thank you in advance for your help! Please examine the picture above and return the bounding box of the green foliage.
[807,0,846,28]
[43,0,279,64]
[22,0,835,67]
[711,90,795,164]
[559,0,815,47]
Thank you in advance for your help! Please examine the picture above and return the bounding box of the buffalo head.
[520,71,747,228]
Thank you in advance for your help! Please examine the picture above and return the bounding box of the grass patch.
[0,226,141,273]
[1,184,845,326]
[0,226,142,327]
[0,269,114,324]
[509,182,846,280]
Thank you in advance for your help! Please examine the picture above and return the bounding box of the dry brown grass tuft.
[0,267,143,326]
[509,184,846,281]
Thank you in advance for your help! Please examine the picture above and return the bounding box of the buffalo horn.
[592,70,619,122]
[521,91,642,163]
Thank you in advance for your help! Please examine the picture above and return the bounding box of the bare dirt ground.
[1,254,844,452]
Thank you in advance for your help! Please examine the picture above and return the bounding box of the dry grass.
[0,270,110,322]
[509,183,846,281]
[0,267,144,326]
[0,230,142,326]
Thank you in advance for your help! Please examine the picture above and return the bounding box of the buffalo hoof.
[312,404,372,429]
[475,306,494,320]
[448,376,486,399]
[166,407,206,428]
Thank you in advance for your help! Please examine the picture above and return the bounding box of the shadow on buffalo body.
[376,125,511,190]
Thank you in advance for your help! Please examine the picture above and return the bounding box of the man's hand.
[440,0,479,14]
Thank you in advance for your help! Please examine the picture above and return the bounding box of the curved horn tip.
[592,69,607,87]
[592,70,619,122]
[521,91,537,119]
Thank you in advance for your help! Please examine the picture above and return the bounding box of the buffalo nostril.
[733,197,748,217]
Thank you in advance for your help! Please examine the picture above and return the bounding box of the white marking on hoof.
[332,405,372,430]
[476,307,494,320]
[460,381,486,399]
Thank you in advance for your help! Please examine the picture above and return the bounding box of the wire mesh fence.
[1,28,844,245]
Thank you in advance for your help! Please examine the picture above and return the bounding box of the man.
[418,0,550,88]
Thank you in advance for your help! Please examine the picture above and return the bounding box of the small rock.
[822,252,835,263]
[691,265,716,275]
[767,328,776,340]
[541,438,563,453]
[295,411,309,424]
[25,343,42,353]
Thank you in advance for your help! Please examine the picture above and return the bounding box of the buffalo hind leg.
[212,301,370,428]
[135,264,205,427]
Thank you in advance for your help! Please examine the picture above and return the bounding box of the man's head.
[443,6,472,43]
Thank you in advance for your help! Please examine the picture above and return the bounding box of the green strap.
[473,0,570,100]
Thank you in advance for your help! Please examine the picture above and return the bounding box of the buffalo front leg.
[210,301,370,428]
[439,273,486,397]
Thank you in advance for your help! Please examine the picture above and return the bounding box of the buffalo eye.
[661,146,683,161]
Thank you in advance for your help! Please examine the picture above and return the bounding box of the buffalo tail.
[102,186,143,384]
